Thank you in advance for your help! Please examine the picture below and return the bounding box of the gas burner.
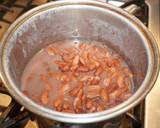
[0,85,33,128]
[0,84,143,128]
[0,0,154,128]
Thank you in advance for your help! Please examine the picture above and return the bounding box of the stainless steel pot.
[0,0,159,124]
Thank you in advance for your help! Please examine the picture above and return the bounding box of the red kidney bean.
[97,104,105,112]
[54,61,70,72]
[88,76,100,85]
[86,99,93,109]
[95,66,103,76]
[69,82,84,96]
[78,66,89,72]
[101,88,109,103]
[79,43,88,49]
[62,109,74,113]
[60,83,70,94]
[46,46,58,56]
[41,91,49,105]
[108,84,119,93]
[53,96,63,108]
[79,57,86,65]
[72,55,80,65]
[117,76,125,88]
[103,78,111,87]
[73,89,83,112]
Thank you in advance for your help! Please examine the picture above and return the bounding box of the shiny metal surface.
[0,0,159,124]
[145,0,160,128]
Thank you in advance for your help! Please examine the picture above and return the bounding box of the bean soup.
[21,40,133,114]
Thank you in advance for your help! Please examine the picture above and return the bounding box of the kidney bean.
[123,68,133,78]
[86,99,93,109]
[95,66,103,76]
[88,106,96,113]
[88,76,100,85]
[97,104,105,112]
[60,74,68,81]
[103,78,111,87]
[72,55,80,65]
[63,101,71,110]
[63,48,71,55]
[73,89,83,112]
[54,61,70,72]
[88,54,100,68]
[56,105,63,112]
[62,53,74,63]
[79,57,86,65]
[67,47,79,55]
[80,75,91,82]
[41,91,49,105]
[70,65,78,71]
[77,88,83,98]
[62,109,74,113]
[108,84,119,93]
[124,76,132,87]
[83,51,90,63]
[70,75,77,82]
[112,58,121,67]
[110,90,122,99]
[111,71,119,79]
[86,92,100,99]
[79,43,88,49]
[86,85,101,92]
[120,85,129,93]
[60,83,70,94]
[88,63,97,70]
[81,94,86,109]
[101,88,109,103]
[46,47,58,56]
[93,60,100,67]
[106,60,113,67]
[69,82,84,96]
[78,66,89,72]
[53,96,64,108]
[117,76,125,88]
[86,85,101,98]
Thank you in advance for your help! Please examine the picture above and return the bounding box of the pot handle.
[77,0,141,15]
[93,0,141,15]
[54,0,140,14]
[123,4,141,15]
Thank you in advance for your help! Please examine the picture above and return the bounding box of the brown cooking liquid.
[21,40,133,113]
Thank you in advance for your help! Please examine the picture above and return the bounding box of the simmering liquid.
[21,40,133,113]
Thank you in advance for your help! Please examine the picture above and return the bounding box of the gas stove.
[0,0,159,128]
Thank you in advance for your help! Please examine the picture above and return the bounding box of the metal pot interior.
[5,5,148,90]
[0,1,158,123]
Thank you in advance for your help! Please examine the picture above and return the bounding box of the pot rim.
[0,0,159,123]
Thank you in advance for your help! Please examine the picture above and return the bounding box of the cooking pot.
[0,0,159,124]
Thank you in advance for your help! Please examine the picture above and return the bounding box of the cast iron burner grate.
[0,83,144,128]
[0,0,148,128]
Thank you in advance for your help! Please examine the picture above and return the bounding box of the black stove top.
[0,0,148,128]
